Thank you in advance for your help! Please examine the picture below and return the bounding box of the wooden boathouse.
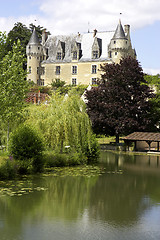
[122,132,160,152]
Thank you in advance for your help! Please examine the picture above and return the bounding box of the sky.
[0,0,160,75]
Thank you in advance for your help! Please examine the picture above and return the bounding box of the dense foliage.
[0,33,29,147]
[86,57,155,142]
[25,94,99,164]
[144,74,160,129]
[9,124,44,172]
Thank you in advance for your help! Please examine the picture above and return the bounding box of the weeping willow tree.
[25,94,99,163]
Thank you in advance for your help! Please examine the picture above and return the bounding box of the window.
[92,78,97,85]
[72,78,77,85]
[29,56,31,60]
[92,50,98,59]
[41,67,45,75]
[40,79,44,86]
[92,65,97,74]
[29,66,31,74]
[72,51,77,60]
[38,46,40,50]
[37,67,39,74]
[114,40,116,44]
[37,79,44,86]
[72,66,77,75]
[55,66,60,75]
[56,52,62,60]
[115,52,117,55]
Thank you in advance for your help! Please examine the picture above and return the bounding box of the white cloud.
[1,0,160,34]
[143,68,160,76]
[0,0,159,73]
[37,0,160,34]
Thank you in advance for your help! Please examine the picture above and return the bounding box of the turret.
[108,20,136,63]
[26,28,43,84]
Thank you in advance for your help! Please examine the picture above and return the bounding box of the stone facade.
[26,20,136,86]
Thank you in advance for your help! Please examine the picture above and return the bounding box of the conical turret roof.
[28,28,40,44]
[112,20,127,39]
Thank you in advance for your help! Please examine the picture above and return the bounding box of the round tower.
[108,20,129,63]
[26,28,43,84]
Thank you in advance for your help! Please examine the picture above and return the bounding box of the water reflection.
[0,151,160,240]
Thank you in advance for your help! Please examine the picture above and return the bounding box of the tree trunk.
[116,134,119,144]
[7,121,10,150]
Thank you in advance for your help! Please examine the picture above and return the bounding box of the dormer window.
[71,42,82,60]
[92,37,102,59]
[56,52,62,60]
[92,51,98,59]
[56,40,65,61]
[73,51,77,60]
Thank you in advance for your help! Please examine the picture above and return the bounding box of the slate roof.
[122,132,160,142]
[44,31,114,63]
[28,28,40,45]
[112,20,127,39]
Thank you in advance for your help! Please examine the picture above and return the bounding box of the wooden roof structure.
[122,132,160,151]
[122,132,160,142]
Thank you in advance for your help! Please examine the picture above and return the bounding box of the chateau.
[26,20,136,86]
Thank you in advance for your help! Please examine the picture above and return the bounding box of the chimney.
[93,29,97,37]
[42,29,48,45]
[124,25,130,36]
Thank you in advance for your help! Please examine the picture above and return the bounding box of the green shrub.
[16,159,33,175]
[0,159,17,180]
[44,151,68,167]
[85,134,100,164]
[44,151,87,167]
[9,124,45,172]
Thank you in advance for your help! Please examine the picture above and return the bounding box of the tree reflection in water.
[0,151,160,239]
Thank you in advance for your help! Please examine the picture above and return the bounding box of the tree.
[144,74,160,128]
[86,57,155,142]
[0,32,7,59]
[25,94,99,163]
[9,124,44,172]
[0,39,29,147]
[6,22,31,57]
[29,23,49,39]
[5,22,49,70]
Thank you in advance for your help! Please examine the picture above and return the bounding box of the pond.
[0,150,160,240]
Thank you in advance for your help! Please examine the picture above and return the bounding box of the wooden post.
[134,141,137,151]
[146,141,152,151]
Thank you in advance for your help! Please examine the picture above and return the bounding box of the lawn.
[97,136,124,144]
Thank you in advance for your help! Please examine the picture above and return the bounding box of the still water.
[0,151,160,240]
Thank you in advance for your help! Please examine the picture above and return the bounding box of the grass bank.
[96,136,123,144]
[0,149,99,180]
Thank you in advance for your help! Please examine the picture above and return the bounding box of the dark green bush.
[9,124,45,172]
[85,134,100,164]
[16,159,33,175]
[0,159,17,180]
[44,151,87,167]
